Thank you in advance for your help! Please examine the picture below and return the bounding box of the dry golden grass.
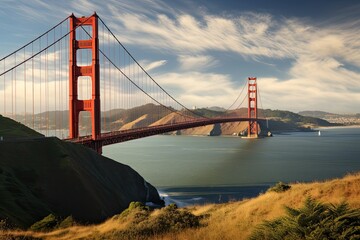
[2,172,360,240]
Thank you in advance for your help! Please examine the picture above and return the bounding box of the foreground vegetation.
[250,198,360,240]
[1,172,359,240]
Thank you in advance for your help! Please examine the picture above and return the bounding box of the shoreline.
[316,125,360,130]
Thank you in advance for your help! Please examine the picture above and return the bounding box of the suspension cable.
[0,15,93,77]
[235,92,248,110]
[97,17,206,119]
[0,17,70,62]
[257,83,267,119]
[224,79,247,112]
[80,25,204,120]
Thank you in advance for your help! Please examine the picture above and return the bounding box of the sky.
[0,0,360,114]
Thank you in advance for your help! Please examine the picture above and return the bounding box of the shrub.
[249,197,360,240]
[29,214,76,232]
[118,201,150,221]
[267,182,291,193]
[112,202,201,239]
[29,214,59,232]
[147,203,200,233]
[57,216,75,229]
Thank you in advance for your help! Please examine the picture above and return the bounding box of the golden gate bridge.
[0,13,266,154]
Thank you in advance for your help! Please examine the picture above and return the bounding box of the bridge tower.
[247,77,258,138]
[69,13,102,153]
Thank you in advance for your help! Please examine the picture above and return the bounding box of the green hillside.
[0,115,163,228]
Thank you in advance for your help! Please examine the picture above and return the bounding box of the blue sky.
[1,0,359,113]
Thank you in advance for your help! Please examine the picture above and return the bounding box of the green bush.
[57,216,75,229]
[267,182,291,193]
[29,214,75,232]
[118,201,150,220]
[147,203,200,233]
[29,214,59,232]
[249,197,360,240]
[112,202,201,239]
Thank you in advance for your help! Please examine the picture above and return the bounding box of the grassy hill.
[3,172,359,239]
[0,115,163,229]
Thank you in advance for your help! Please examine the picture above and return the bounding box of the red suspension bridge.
[0,13,266,154]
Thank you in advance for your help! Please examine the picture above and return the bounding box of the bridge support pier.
[247,77,258,138]
[69,13,102,153]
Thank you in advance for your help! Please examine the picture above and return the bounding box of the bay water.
[103,127,360,206]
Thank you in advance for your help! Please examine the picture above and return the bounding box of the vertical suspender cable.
[46,33,49,136]
[14,53,16,121]
[32,43,34,129]
[54,30,57,136]
[108,29,112,132]
[24,48,26,125]
[39,38,42,132]
[59,24,62,137]
[3,59,5,115]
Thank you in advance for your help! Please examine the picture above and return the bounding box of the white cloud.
[155,71,241,108]
[178,55,218,71]
[1,0,360,113]
[143,60,167,72]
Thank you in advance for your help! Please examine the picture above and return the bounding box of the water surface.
[104,127,360,206]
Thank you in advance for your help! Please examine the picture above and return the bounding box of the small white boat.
[318,130,321,136]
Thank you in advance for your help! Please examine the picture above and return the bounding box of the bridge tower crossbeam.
[69,13,102,153]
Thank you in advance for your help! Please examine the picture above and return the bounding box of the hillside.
[298,110,339,118]
[0,115,43,138]
[0,115,163,228]
[3,172,360,239]
[299,110,360,125]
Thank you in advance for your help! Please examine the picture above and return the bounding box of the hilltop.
[3,171,359,239]
[0,115,43,139]
[0,115,163,228]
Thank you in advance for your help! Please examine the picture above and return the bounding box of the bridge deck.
[67,117,264,148]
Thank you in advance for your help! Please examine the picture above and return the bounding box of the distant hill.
[6,106,341,137]
[0,115,163,228]
[263,109,336,126]
[298,110,339,118]
[299,110,360,125]
[207,106,226,112]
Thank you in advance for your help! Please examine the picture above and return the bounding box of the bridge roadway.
[67,117,265,149]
